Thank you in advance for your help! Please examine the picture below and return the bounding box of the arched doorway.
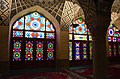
[10,11,56,69]
[69,18,92,66]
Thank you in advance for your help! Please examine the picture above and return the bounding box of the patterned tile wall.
[0,0,10,25]
[0,0,119,32]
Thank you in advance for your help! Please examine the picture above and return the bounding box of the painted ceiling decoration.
[111,12,120,25]
[111,0,120,29]
[111,0,120,12]
[0,0,120,30]
[60,0,84,31]
[0,0,10,25]
[114,17,120,29]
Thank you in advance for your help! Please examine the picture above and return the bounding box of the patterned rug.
[8,72,72,79]
[5,64,120,79]
[7,69,87,79]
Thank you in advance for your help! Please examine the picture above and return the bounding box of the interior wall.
[0,26,9,61]
[0,25,9,74]
[56,31,69,69]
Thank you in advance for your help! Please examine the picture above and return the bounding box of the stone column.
[89,15,111,79]
[92,28,108,79]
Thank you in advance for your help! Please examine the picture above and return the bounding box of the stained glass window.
[47,41,54,60]
[82,43,87,60]
[46,33,55,39]
[13,40,21,61]
[118,38,120,42]
[13,31,23,37]
[36,41,43,60]
[69,18,92,62]
[25,41,33,61]
[113,44,117,56]
[75,42,80,60]
[107,25,120,57]
[11,11,56,65]
[25,12,45,31]
[13,17,24,30]
[74,35,87,40]
[46,20,55,32]
[118,45,120,56]
[90,42,93,59]
[25,31,45,38]
[69,42,72,60]
[73,19,87,34]
[108,44,112,57]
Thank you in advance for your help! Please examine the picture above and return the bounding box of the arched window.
[107,25,120,57]
[69,18,92,64]
[69,19,120,66]
[10,12,56,69]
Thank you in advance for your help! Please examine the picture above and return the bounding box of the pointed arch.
[9,6,60,69]
[107,24,120,57]
[69,18,93,66]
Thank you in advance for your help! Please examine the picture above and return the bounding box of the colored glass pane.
[113,44,117,56]
[13,40,21,61]
[46,20,55,32]
[108,28,114,36]
[108,37,112,42]
[25,12,45,31]
[25,31,45,38]
[74,35,87,40]
[69,26,73,33]
[13,17,24,30]
[82,43,87,60]
[118,45,120,56]
[75,42,80,60]
[108,37,116,42]
[108,44,112,57]
[13,30,23,37]
[114,32,119,37]
[83,55,87,59]
[114,27,119,37]
[46,33,55,39]
[108,25,119,37]
[69,42,72,60]
[69,34,72,40]
[36,41,43,60]
[90,42,93,59]
[113,37,117,42]
[87,29,91,35]
[25,41,33,61]
[73,19,87,34]
[118,38,120,42]
[47,41,54,60]
[89,36,92,41]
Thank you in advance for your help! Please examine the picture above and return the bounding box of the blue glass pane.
[13,30,23,37]
[46,33,55,39]
[75,42,80,60]
[73,19,87,34]
[25,12,45,31]
[25,31,45,38]
[13,17,24,30]
[46,20,55,32]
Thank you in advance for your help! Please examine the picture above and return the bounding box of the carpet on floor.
[8,71,71,79]
[6,65,120,79]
